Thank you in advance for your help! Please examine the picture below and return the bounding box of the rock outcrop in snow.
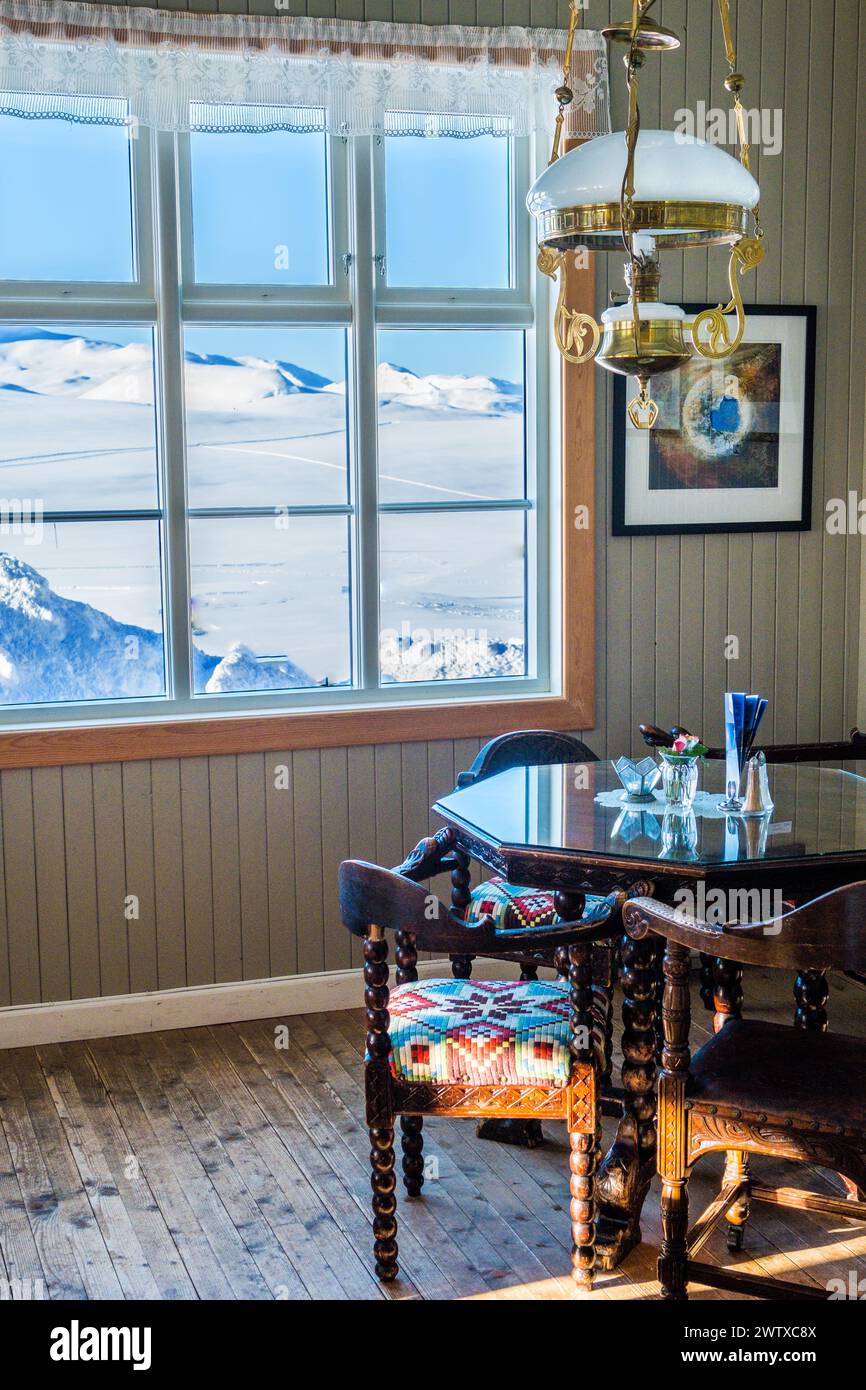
[0,553,315,705]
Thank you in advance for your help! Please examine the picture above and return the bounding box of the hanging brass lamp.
[528,0,765,430]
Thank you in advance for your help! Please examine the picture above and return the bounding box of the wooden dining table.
[433,759,866,1269]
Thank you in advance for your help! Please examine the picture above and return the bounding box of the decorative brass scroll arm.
[691,235,765,359]
[539,248,602,366]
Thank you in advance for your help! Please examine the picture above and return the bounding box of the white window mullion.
[349,135,381,694]
[153,129,193,703]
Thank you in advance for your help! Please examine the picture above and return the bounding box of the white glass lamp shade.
[528,129,760,251]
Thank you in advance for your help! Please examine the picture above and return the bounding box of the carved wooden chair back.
[339,857,611,1289]
[456,729,599,788]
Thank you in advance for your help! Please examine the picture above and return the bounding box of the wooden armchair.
[395,728,622,1147]
[339,858,623,1289]
[622,884,866,1300]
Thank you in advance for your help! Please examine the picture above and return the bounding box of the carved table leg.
[699,952,716,1015]
[595,930,659,1269]
[793,967,828,1031]
[592,942,616,1091]
[710,956,743,1033]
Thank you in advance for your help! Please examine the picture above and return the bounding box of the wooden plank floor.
[1,968,865,1300]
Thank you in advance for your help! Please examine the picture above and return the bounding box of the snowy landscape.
[0,327,528,706]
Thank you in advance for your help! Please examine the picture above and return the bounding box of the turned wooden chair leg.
[400,1114,424,1197]
[570,1130,597,1289]
[568,940,597,1290]
[659,1175,689,1299]
[450,847,474,980]
[723,1149,752,1251]
[657,938,691,1300]
[369,1126,399,1281]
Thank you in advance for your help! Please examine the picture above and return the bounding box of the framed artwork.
[611,305,815,536]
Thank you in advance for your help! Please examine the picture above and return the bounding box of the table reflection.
[434,761,866,867]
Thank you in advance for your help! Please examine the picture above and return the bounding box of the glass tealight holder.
[612,756,662,803]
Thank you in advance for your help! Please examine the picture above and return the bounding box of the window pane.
[189,112,329,285]
[377,330,525,503]
[384,120,511,288]
[0,103,135,282]
[0,324,160,512]
[379,510,526,683]
[189,516,351,693]
[0,522,165,706]
[184,327,348,508]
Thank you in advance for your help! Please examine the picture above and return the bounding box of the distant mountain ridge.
[0,329,520,416]
[0,552,313,705]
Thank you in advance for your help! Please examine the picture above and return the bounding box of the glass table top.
[434,762,866,868]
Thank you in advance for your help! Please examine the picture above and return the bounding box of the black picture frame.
[611,303,816,536]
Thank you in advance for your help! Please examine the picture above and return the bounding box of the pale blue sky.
[0,112,520,382]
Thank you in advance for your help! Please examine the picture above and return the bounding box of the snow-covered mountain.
[0,330,520,416]
[0,552,313,705]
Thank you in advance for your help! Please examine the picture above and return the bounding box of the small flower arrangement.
[664,732,710,760]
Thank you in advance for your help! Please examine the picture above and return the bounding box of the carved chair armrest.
[622,896,725,953]
[392,827,459,883]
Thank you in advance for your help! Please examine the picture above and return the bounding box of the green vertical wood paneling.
[61,765,101,1000]
[264,750,297,977]
[320,746,351,972]
[2,770,40,1004]
[31,767,70,1003]
[179,755,216,984]
[92,763,129,999]
[236,752,271,980]
[151,758,188,990]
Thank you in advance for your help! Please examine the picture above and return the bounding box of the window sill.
[0,688,592,769]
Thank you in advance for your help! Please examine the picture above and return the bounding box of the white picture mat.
[621,313,808,527]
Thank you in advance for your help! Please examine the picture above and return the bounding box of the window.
[0,100,555,727]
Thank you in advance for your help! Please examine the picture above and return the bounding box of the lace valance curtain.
[0,0,610,138]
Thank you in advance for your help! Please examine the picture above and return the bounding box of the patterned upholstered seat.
[388,977,572,1086]
[461,876,610,934]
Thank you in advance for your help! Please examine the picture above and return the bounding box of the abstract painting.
[612,306,815,535]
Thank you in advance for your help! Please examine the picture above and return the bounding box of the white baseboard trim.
[0,956,522,1049]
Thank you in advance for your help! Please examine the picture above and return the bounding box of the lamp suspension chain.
[620,1,656,411]
[717,0,763,241]
[549,0,582,167]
